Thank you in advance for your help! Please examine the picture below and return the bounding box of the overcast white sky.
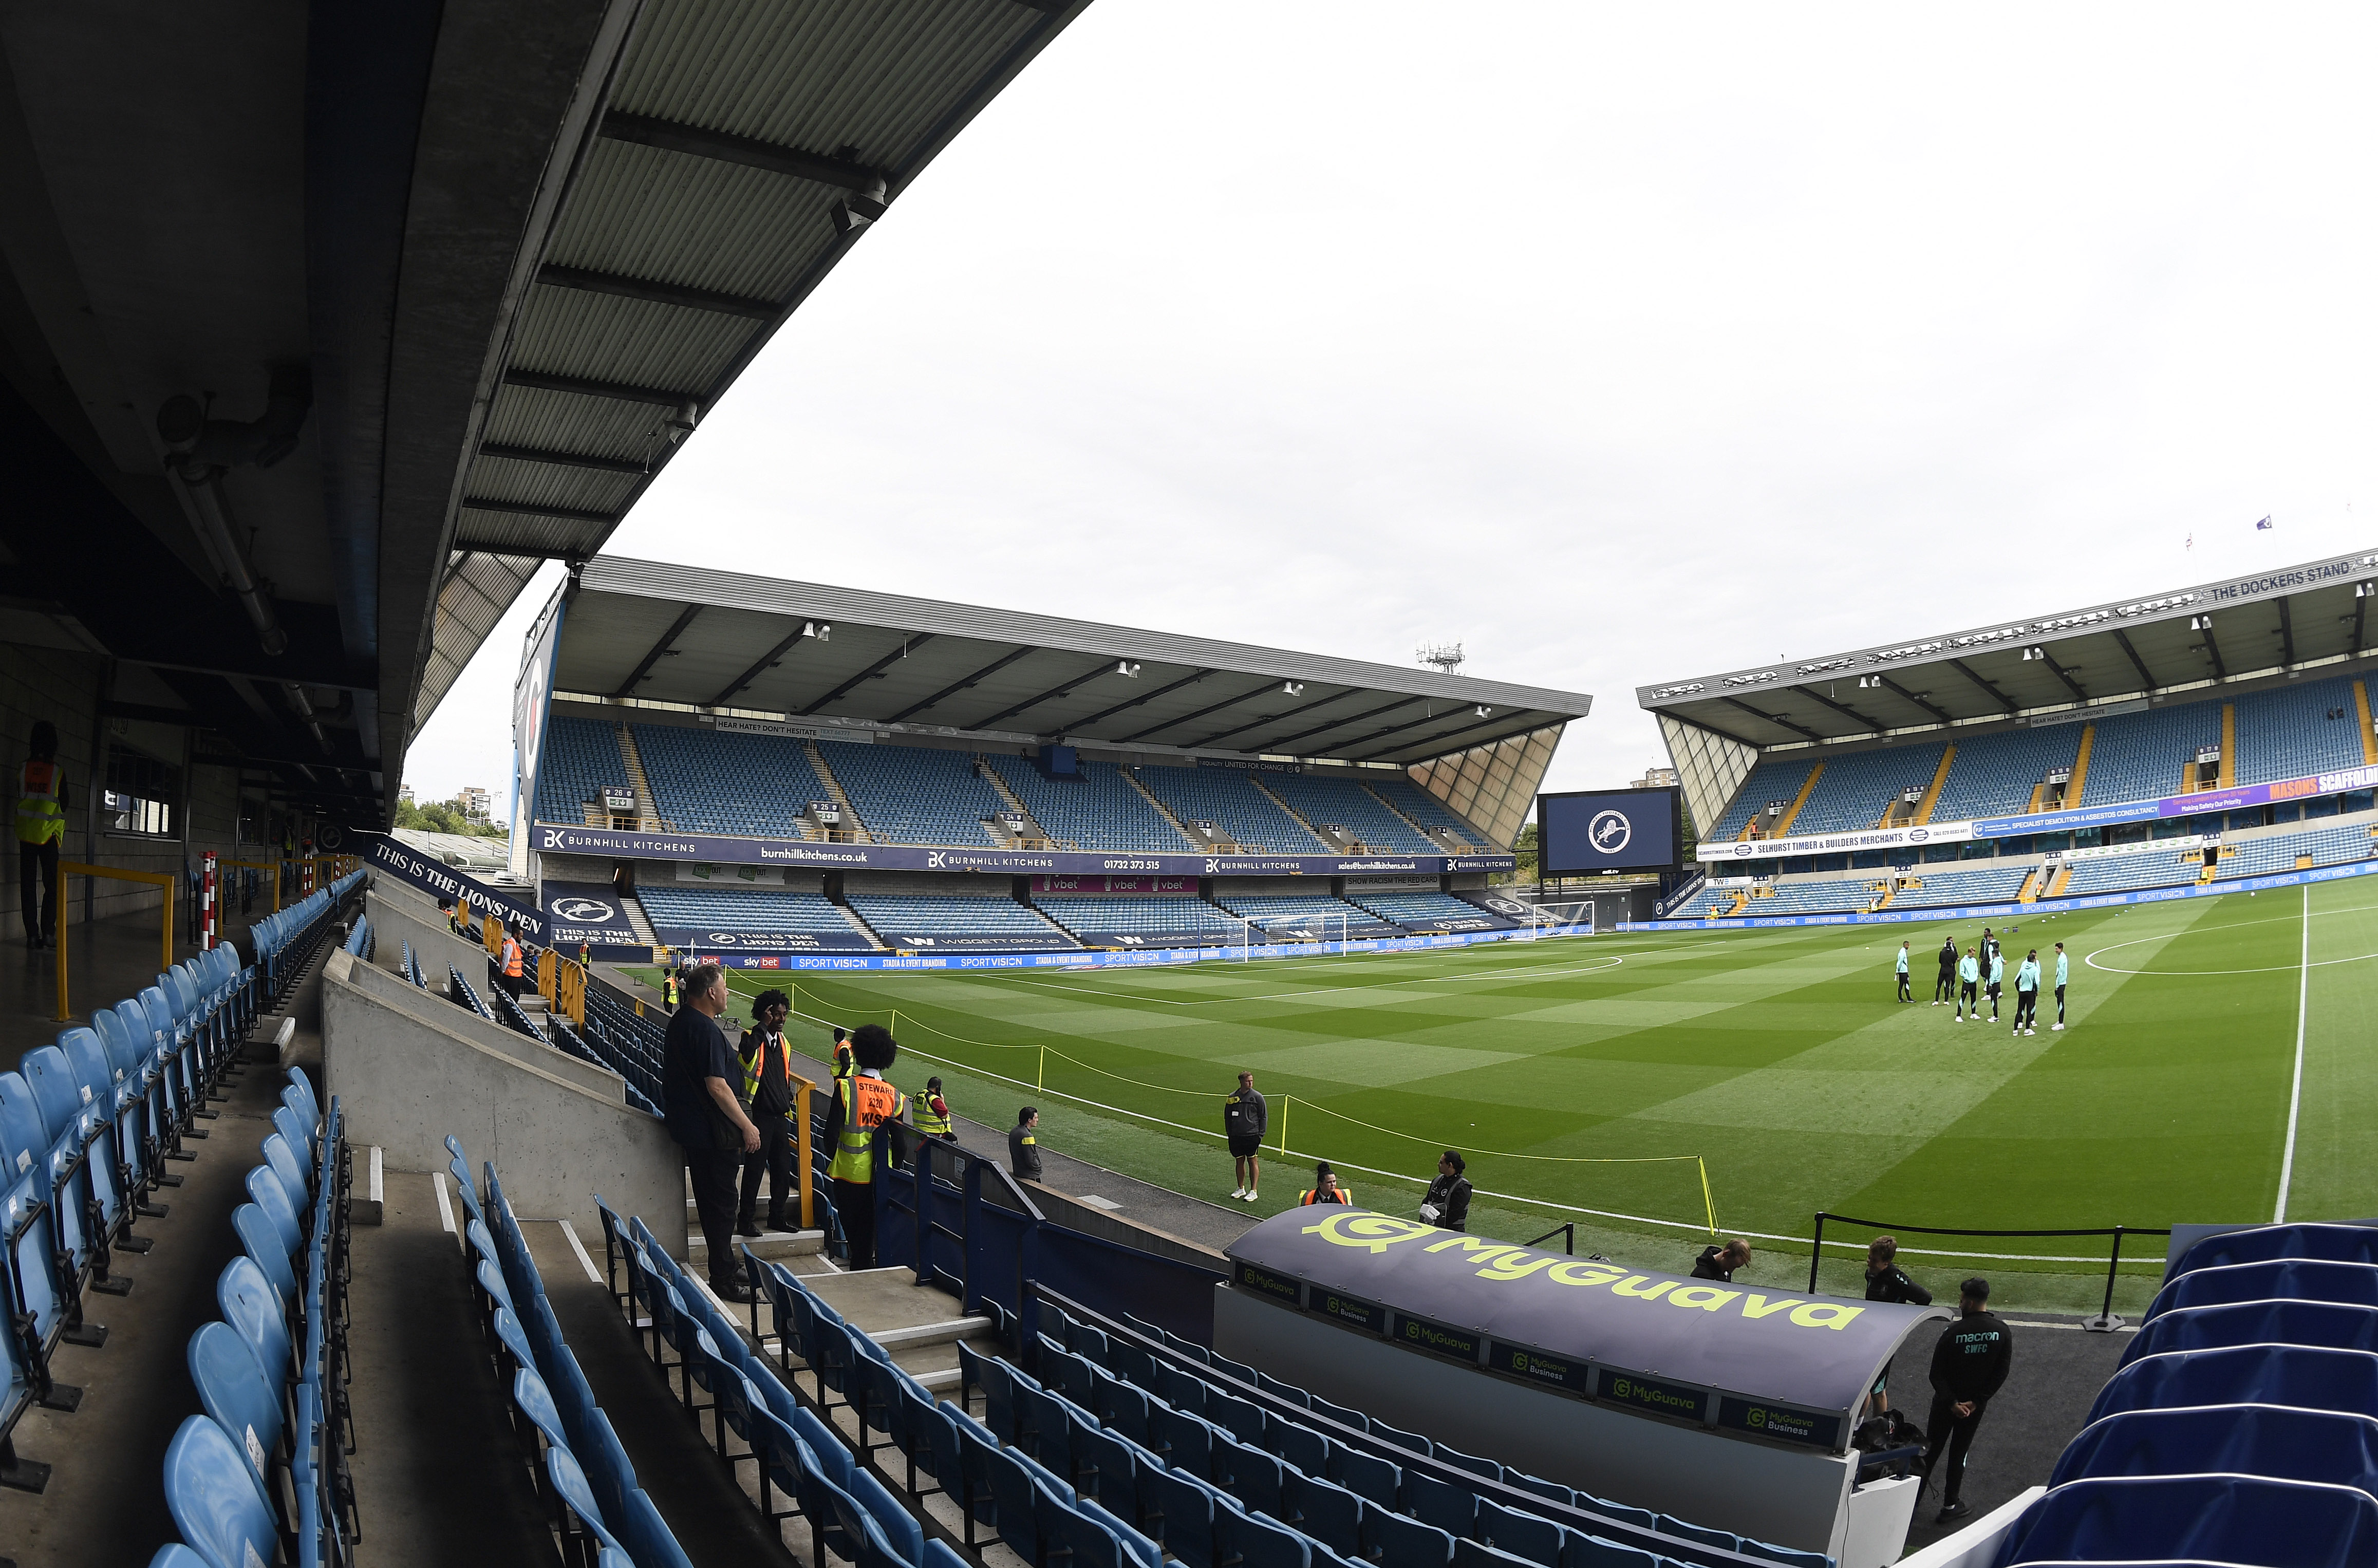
[405,3,2378,823]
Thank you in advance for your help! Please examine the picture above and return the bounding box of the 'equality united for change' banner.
[1226,1208,1946,1447]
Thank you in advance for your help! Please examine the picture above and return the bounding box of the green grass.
[652,879,2378,1312]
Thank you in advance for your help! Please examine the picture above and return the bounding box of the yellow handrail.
[54,860,177,1022]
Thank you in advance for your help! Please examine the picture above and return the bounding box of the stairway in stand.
[801,740,873,844]
[613,725,669,830]
[1120,768,1201,849]
[1248,775,1338,851]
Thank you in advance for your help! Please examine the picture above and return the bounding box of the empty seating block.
[536,715,631,825]
[2232,677,2369,786]
[2059,851,2202,896]
[1036,897,1245,941]
[1707,757,1820,842]
[635,725,830,838]
[1365,777,1498,848]
[846,895,1076,947]
[1214,895,1399,937]
[633,886,856,937]
[1135,768,1326,853]
[2081,701,2221,806]
[822,741,1007,848]
[1258,774,1439,854]
[1743,880,1874,917]
[1348,893,1515,930]
[1926,725,2082,822]
[1890,865,2028,909]
[1783,742,1946,838]
[981,757,1189,854]
[2219,822,2376,879]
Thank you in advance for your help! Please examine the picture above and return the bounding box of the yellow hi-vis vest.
[15,760,63,845]
[827,1074,905,1185]
[911,1093,952,1138]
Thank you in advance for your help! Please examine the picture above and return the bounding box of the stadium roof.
[0,0,1089,827]
[1637,548,2378,750]
[549,555,1591,766]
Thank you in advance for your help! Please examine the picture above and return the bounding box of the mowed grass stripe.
[726,890,2377,1259]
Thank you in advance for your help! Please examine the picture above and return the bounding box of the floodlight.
[1282,681,1304,695]
[1115,661,1141,678]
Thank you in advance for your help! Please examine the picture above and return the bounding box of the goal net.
[1269,912,1350,947]
[1528,901,1596,939]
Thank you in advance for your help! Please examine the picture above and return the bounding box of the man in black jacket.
[1421,1150,1471,1231]
[734,989,796,1236]
[1009,1107,1043,1184]
[1922,1277,2013,1524]
[1693,1238,1751,1280]
[1863,1236,1933,1413]
[1933,936,1959,1005]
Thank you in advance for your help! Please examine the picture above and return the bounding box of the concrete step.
[870,1314,993,1353]
[687,1226,825,1262]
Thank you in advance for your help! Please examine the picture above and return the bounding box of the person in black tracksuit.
[1922,1278,2013,1524]
[1933,937,1958,1005]
[1863,1237,1933,1413]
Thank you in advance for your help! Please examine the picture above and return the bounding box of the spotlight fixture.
[2358,582,2376,599]
[1856,675,1880,689]
[1282,681,1304,696]
[2021,646,2046,661]
[2189,615,2212,630]
[1114,661,1141,678]
[1475,705,1493,718]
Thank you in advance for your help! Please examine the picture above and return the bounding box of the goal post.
[1528,901,1596,939]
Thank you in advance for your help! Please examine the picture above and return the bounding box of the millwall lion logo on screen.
[553,898,615,925]
[1589,809,1632,855]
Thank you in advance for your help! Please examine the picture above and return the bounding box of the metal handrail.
[1808,1209,2172,1331]
[1524,1222,1576,1255]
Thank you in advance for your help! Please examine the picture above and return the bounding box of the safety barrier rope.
[760,981,1723,1239]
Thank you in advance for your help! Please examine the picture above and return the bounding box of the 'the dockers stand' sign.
[1225,1209,1945,1452]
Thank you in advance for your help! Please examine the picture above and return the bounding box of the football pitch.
[703,879,2378,1312]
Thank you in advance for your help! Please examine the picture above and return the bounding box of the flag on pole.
[2256,516,2274,530]
[2186,532,2194,551]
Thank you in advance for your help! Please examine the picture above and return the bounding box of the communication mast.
[1416,640,1466,676]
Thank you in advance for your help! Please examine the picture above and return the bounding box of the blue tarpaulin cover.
[2120,1299,2378,1368]
[2144,1259,2378,1322]
[2049,1404,2378,1491]
[1995,1474,2378,1567]
[2168,1223,2378,1280]
[2090,1344,2378,1425]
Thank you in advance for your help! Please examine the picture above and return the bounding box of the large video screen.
[1537,788,1682,875]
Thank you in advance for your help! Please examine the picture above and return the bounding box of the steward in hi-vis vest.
[736,988,797,1235]
[15,721,64,950]
[831,1025,854,1081]
[1300,1163,1352,1206]
[911,1076,955,1141]
[499,927,526,999]
[820,1024,903,1268]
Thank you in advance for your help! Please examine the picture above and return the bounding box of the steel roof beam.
[599,110,887,192]
[478,442,648,475]
[1253,695,1424,751]
[2037,648,2088,704]
[799,633,936,716]
[709,627,812,709]
[1115,681,1275,743]
[2199,624,2227,680]
[886,646,1036,723]
[1194,690,1362,748]
[1948,658,2017,715]
[1324,701,1540,758]
[2113,629,2157,690]
[539,263,778,321]
[1345,711,1545,763]
[2355,594,2369,655]
[1875,676,1954,727]
[502,368,692,407]
[1066,667,1215,730]
[970,659,1115,729]
[2278,597,2295,666]
[1793,687,1883,736]
[460,497,619,526]
[1723,696,1822,741]
[611,604,702,698]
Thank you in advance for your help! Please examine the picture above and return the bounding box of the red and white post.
[200,850,218,950]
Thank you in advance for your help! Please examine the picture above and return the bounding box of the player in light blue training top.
[2053,941,2069,1031]
[1895,941,1912,1003]
[1956,947,1980,1022]
[1986,949,2006,1023]
[2012,949,2042,1035]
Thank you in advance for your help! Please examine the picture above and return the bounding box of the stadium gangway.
[49,860,177,1022]
[870,1126,1227,1347]
[1807,1210,2170,1332]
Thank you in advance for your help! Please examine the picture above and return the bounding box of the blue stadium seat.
[187,1321,285,1497]
[2121,1299,2378,1365]
[2145,1258,2378,1320]
[1260,773,1440,854]
[2171,1222,2378,1275]
[1137,766,1329,853]
[2049,1404,2378,1491]
[983,756,1191,854]
[161,1414,280,1568]
[2089,1344,2378,1425]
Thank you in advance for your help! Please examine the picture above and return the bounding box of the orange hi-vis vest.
[1300,1186,1353,1205]
[502,937,523,978]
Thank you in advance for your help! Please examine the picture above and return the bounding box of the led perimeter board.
[1537,788,1681,875]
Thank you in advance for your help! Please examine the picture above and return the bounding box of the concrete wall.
[341,953,622,1101]
[321,949,685,1252]
[365,884,499,984]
